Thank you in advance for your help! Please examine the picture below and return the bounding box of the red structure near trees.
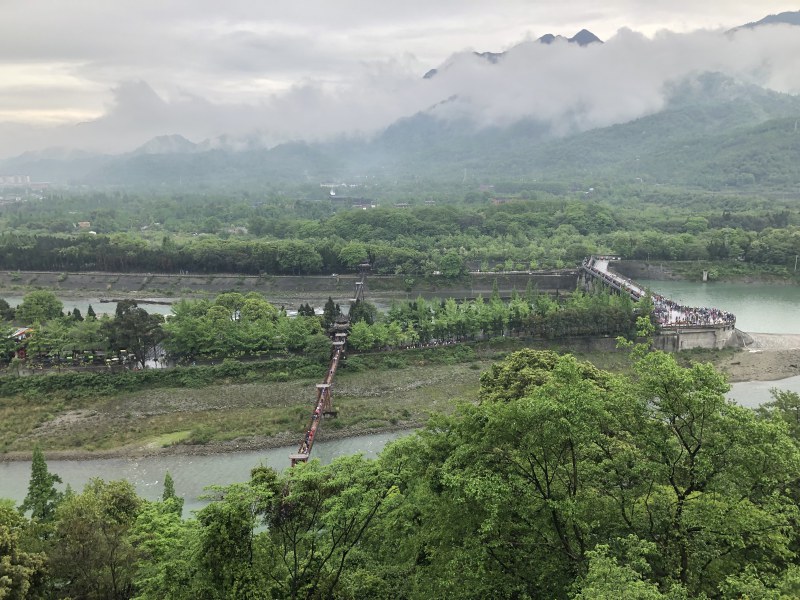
[289,263,370,466]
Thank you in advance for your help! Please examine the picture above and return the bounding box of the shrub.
[186,425,214,445]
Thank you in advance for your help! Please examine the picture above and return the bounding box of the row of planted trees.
[6,346,800,599]
[346,289,638,351]
[160,287,640,361]
[5,287,639,368]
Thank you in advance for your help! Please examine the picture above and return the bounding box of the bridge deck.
[291,264,369,466]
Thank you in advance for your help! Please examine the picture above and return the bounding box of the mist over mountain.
[2,12,800,189]
[424,28,602,78]
[132,135,199,156]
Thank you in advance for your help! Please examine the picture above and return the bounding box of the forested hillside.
[3,75,800,190]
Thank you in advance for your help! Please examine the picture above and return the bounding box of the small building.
[9,327,33,342]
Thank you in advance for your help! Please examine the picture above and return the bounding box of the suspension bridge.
[290,263,370,467]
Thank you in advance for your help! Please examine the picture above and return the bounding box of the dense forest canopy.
[0,185,799,276]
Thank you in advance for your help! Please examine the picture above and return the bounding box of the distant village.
[0,174,48,203]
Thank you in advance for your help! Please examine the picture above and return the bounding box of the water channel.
[0,431,407,515]
[2,280,799,514]
[1,296,175,317]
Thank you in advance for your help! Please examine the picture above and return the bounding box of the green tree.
[321,297,341,330]
[195,482,273,599]
[348,299,377,325]
[161,471,183,516]
[130,500,198,600]
[103,300,165,368]
[264,456,399,600]
[19,446,63,522]
[347,321,374,351]
[0,298,15,321]
[50,479,141,600]
[438,250,465,278]
[759,389,800,441]
[374,348,800,598]
[0,500,47,600]
[248,215,270,237]
[572,541,678,600]
[275,240,323,275]
[338,241,370,269]
[15,291,63,324]
[304,332,333,363]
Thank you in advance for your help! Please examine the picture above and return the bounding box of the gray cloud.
[1,1,800,157]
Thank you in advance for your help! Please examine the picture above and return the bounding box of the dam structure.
[581,256,737,351]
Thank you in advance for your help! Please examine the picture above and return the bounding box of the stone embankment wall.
[613,260,681,281]
[653,324,738,351]
[0,270,580,298]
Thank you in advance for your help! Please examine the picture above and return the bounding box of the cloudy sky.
[2,1,800,158]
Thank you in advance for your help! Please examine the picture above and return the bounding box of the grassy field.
[0,355,492,454]
[0,339,745,456]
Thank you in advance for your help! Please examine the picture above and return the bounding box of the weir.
[581,256,737,350]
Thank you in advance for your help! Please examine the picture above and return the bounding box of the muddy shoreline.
[0,423,421,463]
[714,333,800,381]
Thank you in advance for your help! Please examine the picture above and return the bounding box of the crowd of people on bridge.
[583,256,735,328]
[651,295,735,327]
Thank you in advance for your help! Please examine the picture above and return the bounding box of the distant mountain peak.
[538,29,603,46]
[132,134,197,155]
[570,29,603,46]
[424,28,602,78]
[474,50,504,64]
[734,10,800,30]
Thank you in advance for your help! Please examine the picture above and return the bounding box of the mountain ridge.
[3,12,800,190]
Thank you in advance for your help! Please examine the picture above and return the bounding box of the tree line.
[1,193,799,276]
[3,288,638,367]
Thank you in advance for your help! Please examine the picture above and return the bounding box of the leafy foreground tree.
[17,346,800,599]
[131,456,400,600]
[370,348,800,599]
[19,446,63,522]
[50,479,141,600]
[0,500,47,600]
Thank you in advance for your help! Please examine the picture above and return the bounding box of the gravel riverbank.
[3,334,799,463]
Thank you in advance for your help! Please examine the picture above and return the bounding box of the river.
[1,296,175,317]
[0,431,408,515]
[638,280,800,334]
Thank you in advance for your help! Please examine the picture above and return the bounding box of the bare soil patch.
[715,333,800,382]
